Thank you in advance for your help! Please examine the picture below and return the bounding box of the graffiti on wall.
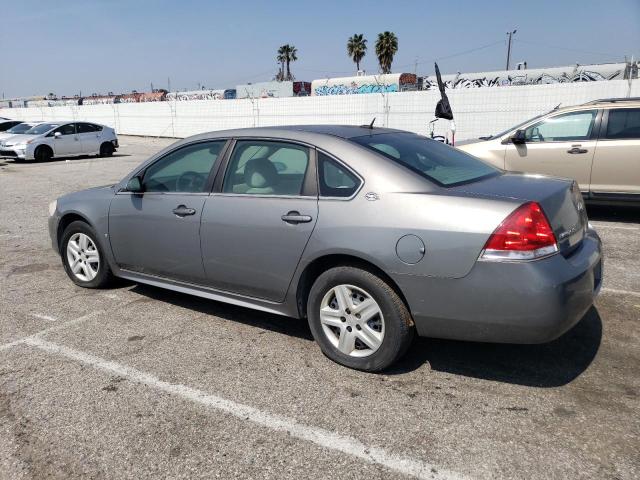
[314,83,399,96]
[421,62,636,90]
[311,73,417,96]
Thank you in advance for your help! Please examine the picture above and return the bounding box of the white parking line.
[0,310,103,353]
[590,223,640,231]
[21,337,465,480]
[31,313,57,322]
[602,288,640,298]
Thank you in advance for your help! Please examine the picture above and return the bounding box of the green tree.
[375,31,398,74]
[347,34,367,72]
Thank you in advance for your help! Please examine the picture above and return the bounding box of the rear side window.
[352,133,499,187]
[0,121,20,132]
[605,108,640,139]
[77,123,97,133]
[318,152,360,197]
[223,140,310,196]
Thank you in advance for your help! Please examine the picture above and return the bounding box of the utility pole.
[506,29,517,70]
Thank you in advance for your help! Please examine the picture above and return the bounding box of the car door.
[504,109,599,192]
[50,123,82,156]
[76,122,101,153]
[200,139,318,302]
[108,140,228,283]
[590,107,640,197]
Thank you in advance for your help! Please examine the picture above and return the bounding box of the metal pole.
[506,29,517,70]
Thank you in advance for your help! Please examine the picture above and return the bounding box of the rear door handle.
[173,205,196,217]
[567,145,588,154]
[281,211,312,224]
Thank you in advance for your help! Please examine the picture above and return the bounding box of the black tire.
[34,145,53,162]
[307,266,415,372]
[99,142,114,157]
[60,220,114,288]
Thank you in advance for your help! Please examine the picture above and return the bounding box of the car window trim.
[214,137,317,197]
[116,138,232,196]
[520,109,601,144]
[315,148,364,201]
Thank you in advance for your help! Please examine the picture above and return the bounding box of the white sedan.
[0,121,118,161]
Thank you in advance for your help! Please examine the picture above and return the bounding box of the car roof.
[196,124,409,140]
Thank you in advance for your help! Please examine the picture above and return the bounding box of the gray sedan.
[48,125,603,371]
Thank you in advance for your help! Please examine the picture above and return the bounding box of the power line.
[394,39,505,70]
[514,39,622,59]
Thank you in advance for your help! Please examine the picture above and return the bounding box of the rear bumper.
[394,228,602,344]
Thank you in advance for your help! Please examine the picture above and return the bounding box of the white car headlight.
[48,200,57,217]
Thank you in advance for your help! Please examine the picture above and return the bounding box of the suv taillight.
[480,202,558,261]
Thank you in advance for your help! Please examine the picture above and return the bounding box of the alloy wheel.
[66,233,100,281]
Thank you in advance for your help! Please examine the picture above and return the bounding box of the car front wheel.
[307,266,415,372]
[61,221,114,288]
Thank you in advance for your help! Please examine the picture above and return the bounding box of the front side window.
[352,133,499,187]
[223,140,310,195]
[52,123,76,136]
[605,108,640,139]
[524,110,597,142]
[318,152,360,197]
[143,141,226,193]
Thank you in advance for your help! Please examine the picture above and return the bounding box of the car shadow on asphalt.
[389,307,603,387]
[587,204,640,224]
[129,283,315,341]
[130,283,601,387]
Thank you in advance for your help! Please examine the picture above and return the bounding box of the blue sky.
[1,0,638,98]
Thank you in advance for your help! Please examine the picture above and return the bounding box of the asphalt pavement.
[0,136,638,479]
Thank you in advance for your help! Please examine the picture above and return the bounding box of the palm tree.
[347,34,367,72]
[276,47,286,81]
[375,31,398,74]
[277,44,298,81]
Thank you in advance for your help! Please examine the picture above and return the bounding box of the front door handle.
[173,205,196,217]
[567,145,588,154]
[281,211,312,224]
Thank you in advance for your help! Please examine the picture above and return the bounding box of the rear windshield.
[351,133,500,187]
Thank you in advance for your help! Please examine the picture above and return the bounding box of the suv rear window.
[351,133,499,187]
[606,108,640,139]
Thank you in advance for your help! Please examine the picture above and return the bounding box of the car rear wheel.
[307,266,415,372]
[99,142,114,157]
[61,221,114,288]
[34,146,53,162]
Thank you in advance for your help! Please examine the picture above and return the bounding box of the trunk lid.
[450,173,588,253]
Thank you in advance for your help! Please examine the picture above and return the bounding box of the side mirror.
[54,132,62,139]
[510,129,526,144]
[125,176,144,193]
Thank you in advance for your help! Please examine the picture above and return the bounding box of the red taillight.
[481,202,558,261]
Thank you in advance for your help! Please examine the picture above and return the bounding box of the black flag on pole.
[434,62,453,120]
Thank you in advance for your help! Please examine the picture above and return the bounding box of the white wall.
[1,80,632,141]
